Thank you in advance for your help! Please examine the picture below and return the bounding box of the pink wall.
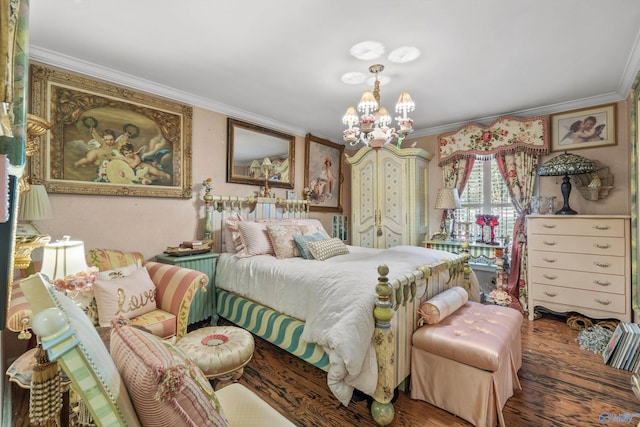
[32,107,347,260]
[31,99,630,261]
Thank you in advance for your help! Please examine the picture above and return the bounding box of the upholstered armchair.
[7,249,207,341]
[19,273,295,427]
[86,248,208,339]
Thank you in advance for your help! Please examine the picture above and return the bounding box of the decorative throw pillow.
[98,261,142,281]
[224,214,243,253]
[236,221,275,258]
[417,286,469,326]
[293,232,328,260]
[93,267,157,327]
[109,320,229,427]
[290,218,331,239]
[266,224,317,259]
[307,238,350,261]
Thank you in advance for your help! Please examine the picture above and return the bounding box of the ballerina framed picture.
[550,103,616,152]
[303,133,343,212]
[29,63,193,198]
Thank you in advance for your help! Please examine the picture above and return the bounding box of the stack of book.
[603,322,640,371]
[164,240,211,256]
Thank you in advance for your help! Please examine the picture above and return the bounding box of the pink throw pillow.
[417,286,469,326]
[110,320,228,426]
[236,221,275,258]
[266,224,317,259]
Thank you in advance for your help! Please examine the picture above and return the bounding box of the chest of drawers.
[526,215,631,322]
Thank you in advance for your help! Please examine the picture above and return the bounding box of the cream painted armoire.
[346,144,433,248]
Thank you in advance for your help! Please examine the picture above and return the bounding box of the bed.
[208,195,477,425]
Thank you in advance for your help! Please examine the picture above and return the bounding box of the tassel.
[76,398,95,426]
[29,344,62,426]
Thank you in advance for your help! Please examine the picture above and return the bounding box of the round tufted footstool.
[176,326,255,383]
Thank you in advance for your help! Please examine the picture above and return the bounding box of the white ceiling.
[28,0,640,144]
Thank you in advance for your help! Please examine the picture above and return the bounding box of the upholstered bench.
[411,297,522,427]
[176,325,255,385]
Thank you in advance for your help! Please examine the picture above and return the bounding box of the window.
[454,159,517,243]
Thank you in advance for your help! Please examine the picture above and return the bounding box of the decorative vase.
[475,214,486,243]
[487,214,500,245]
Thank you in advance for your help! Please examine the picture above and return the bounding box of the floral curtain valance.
[438,115,549,166]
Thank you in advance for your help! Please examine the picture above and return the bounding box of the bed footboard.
[370,251,471,426]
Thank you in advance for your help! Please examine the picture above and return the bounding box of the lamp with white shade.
[40,236,98,297]
[18,184,53,222]
[434,188,461,240]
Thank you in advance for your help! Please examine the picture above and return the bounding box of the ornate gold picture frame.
[29,63,193,198]
[304,133,343,212]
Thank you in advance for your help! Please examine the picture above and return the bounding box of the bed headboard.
[208,195,310,253]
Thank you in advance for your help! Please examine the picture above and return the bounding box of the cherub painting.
[552,104,616,152]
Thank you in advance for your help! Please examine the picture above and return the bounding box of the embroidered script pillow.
[93,267,157,327]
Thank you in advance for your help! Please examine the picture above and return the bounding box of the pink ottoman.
[176,325,255,383]
[411,302,522,427]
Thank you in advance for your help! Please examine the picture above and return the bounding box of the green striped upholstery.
[216,290,329,371]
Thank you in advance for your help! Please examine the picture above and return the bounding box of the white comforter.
[215,245,468,405]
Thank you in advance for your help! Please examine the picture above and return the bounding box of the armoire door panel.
[347,145,433,248]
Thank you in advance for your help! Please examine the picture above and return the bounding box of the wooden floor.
[7,314,638,426]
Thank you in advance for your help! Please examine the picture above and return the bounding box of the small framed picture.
[286,190,297,200]
[550,103,616,152]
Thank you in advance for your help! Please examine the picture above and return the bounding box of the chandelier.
[342,64,415,149]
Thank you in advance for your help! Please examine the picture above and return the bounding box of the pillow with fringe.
[110,319,229,427]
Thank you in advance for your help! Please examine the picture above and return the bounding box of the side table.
[155,252,219,326]
[424,239,509,291]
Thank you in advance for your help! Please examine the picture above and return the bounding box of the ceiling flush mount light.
[537,152,597,215]
[388,46,421,64]
[342,64,415,149]
[350,41,385,60]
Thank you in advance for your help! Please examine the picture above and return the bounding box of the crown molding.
[29,46,309,138]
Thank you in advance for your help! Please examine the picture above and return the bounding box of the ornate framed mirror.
[227,118,295,189]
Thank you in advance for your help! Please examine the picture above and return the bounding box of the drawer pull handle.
[594,280,611,287]
[595,298,611,306]
[544,291,557,297]
[594,243,611,249]
[542,224,557,229]
[543,241,557,246]
[594,261,611,268]
[593,225,611,230]
[543,258,557,263]
[543,274,557,280]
